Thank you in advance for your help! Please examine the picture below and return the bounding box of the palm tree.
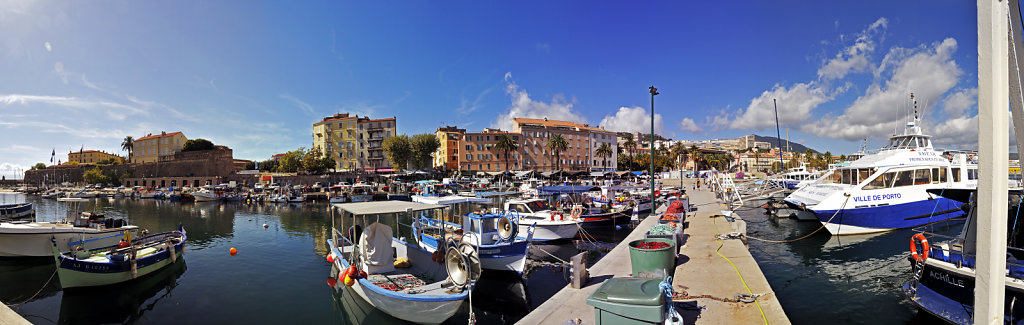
[494,134,519,171]
[547,134,568,171]
[595,143,613,171]
[751,148,762,172]
[623,136,637,171]
[121,136,134,162]
[687,145,701,170]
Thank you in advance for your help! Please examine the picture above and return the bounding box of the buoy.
[118,240,129,249]
[326,277,337,287]
[263,223,269,229]
[229,247,238,256]
[343,274,355,286]
[347,265,358,278]
[248,218,252,222]
[327,254,335,263]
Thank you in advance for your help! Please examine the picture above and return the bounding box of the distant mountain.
[753,135,820,154]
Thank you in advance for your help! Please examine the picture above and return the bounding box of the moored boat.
[414,211,534,274]
[0,202,34,221]
[0,198,138,258]
[503,198,580,241]
[51,225,186,289]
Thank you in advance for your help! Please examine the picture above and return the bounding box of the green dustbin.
[628,238,676,278]
[586,277,665,324]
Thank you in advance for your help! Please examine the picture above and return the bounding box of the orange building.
[512,118,593,172]
[434,126,465,171]
[459,128,522,172]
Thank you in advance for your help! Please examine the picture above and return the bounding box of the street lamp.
[649,86,658,216]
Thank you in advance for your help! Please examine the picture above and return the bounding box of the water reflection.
[58,260,187,324]
[0,258,61,304]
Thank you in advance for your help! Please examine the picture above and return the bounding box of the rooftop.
[136,131,183,141]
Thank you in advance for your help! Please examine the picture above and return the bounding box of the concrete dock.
[0,303,31,325]
[517,178,789,325]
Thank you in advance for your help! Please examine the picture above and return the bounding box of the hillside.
[753,135,820,154]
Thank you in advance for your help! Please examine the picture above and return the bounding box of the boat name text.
[852,193,901,203]
[928,270,965,288]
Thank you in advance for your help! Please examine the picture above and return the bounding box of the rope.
[745,195,851,243]
[4,268,57,308]
[712,215,769,324]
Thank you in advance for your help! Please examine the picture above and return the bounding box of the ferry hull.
[811,197,963,235]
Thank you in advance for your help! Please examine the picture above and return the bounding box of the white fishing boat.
[350,184,374,202]
[774,164,821,189]
[0,203,34,221]
[503,198,580,241]
[287,195,304,203]
[327,201,478,324]
[0,198,138,257]
[192,188,221,202]
[414,211,534,274]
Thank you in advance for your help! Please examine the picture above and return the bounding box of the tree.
[320,156,336,172]
[751,148,762,172]
[182,138,215,152]
[121,136,134,162]
[244,161,256,170]
[258,159,278,172]
[623,135,637,171]
[687,145,703,171]
[83,167,106,185]
[410,133,441,170]
[383,135,412,170]
[277,149,304,173]
[32,163,46,170]
[840,154,847,162]
[494,134,519,171]
[547,133,568,171]
[823,151,833,166]
[595,143,613,171]
[303,146,328,174]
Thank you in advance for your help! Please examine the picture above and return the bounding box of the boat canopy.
[412,195,490,205]
[474,191,521,198]
[333,201,444,215]
[537,185,600,194]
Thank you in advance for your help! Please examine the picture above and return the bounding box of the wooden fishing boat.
[51,225,186,289]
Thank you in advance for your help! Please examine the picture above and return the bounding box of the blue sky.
[0,1,983,178]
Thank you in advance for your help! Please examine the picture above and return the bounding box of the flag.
[50,149,55,163]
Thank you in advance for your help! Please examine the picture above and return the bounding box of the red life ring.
[601,195,607,201]
[910,233,930,262]
[550,212,564,221]
[571,206,584,219]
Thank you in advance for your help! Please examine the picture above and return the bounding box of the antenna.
[912,93,918,121]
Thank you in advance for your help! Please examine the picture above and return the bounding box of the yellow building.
[68,150,125,164]
[313,113,398,171]
[132,131,188,163]
[433,126,465,171]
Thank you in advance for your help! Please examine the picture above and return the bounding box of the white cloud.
[280,94,316,115]
[818,18,887,80]
[53,61,67,84]
[729,82,832,130]
[492,74,587,131]
[598,106,665,135]
[941,87,977,116]
[678,118,702,134]
[928,115,977,149]
[0,94,144,115]
[44,41,50,52]
[803,38,962,141]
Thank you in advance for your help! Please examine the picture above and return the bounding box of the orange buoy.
[326,277,337,287]
[229,247,238,256]
[910,233,930,262]
[327,253,335,263]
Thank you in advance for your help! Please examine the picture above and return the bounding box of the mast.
[773,99,784,172]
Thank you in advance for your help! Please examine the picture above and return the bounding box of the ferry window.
[841,169,852,185]
[968,168,979,180]
[931,168,940,184]
[952,168,961,182]
[864,172,895,190]
[857,169,871,184]
[913,169,930,185]
[893,170,914,187]
[832,170,841,183]
[938,168,947,183]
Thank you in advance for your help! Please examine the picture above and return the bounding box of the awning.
[537,185,601,194]
[333,201,445,215]
[376,169,395,173]
[411,195,490,205]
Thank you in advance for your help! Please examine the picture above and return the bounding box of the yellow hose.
[713,216,769,324]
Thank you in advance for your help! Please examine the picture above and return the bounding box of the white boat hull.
[349,278,463,324]
[520,221,579,241]
[0,224,138,257]
[193,192,220,202]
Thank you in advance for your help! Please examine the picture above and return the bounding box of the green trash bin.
[586,277,665,325]
[628,238,676,278]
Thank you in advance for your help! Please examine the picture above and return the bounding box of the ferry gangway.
[709,173,744,209]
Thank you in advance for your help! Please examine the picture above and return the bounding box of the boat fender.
[910,233,930,262]
[551,212,564,221]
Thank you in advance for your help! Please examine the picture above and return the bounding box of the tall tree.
[687,145,702,171]
[303,146,328,174]
[382,135,412,170]
[623,136,637,171]
[121,136,134,162]
[547,133,568,171]
[277,148,305,173]
[410,133,441,170]
[595,143,613,171]
[182,138,215,151]
[494,133,519,171]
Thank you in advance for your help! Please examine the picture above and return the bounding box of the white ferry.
[784,118,977,235]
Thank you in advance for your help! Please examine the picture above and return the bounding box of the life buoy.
[550,212,564,221]
[910,233,930,262]
[601,195,607,201]
[571,206,584,219]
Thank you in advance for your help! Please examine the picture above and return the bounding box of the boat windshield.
[527,200,550,211]
[831,168,876,185]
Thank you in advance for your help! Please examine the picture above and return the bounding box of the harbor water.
[0,193,631,324]
[739,196,960,324]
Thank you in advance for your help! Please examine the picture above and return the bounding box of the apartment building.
[459,128,522,172]
[132,131,187,163]
[512,118,593,172]
[434,126,465,171]
[68,150,125,164]
[313,113,397,171]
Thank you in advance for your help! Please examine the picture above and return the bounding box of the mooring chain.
[671,288,765,304]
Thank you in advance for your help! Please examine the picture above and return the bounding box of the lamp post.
[649,86,659,216]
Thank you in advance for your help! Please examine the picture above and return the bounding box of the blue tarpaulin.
[536,186,601,194]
